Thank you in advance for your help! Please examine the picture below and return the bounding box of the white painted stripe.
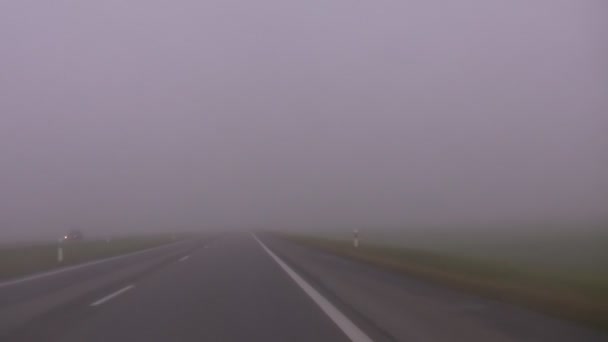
[179,255,190,262]
[0,240,189,288]
[252,234,374,342]
[90,285,136,306]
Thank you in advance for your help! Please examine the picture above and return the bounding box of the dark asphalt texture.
[2,234,351,342]
[1,233,606,342]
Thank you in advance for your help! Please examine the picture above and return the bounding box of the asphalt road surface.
[0,233,605,342]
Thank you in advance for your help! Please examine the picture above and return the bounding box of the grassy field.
[0,234,185,281]
[281,232,608,331]
[300,225,608,274]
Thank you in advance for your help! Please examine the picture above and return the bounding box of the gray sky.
[1,0,607,239]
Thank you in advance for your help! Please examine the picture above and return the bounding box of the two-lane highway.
[2,234,367,342]
[2,233,606,342]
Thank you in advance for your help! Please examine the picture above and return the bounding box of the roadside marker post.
[57,238,64,263]
[353,229,359,248]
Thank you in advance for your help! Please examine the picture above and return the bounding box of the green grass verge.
[281,234,608,331]
[0,234,185,281]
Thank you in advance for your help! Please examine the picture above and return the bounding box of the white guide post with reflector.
[57,237,64,263]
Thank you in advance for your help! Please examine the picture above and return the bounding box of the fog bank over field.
[1,0,606,241]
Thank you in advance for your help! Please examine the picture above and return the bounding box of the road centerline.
[252,234,374,342]
[179,255,190,262]
[90,285,136,307]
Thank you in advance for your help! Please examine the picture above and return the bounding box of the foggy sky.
[1,0,607,239]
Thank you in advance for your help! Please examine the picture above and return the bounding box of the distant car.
[63,230,84,242]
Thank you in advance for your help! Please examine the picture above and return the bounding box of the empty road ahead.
[0,233,605,342]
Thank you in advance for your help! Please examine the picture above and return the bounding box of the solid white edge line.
[179,255,190,262]
[90,285,136,307]
[0,239,189,288]
[252,234,374,342]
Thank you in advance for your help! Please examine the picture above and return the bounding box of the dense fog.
[1,0,606,240]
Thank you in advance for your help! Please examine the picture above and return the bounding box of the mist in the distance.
[1,0,606,241]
